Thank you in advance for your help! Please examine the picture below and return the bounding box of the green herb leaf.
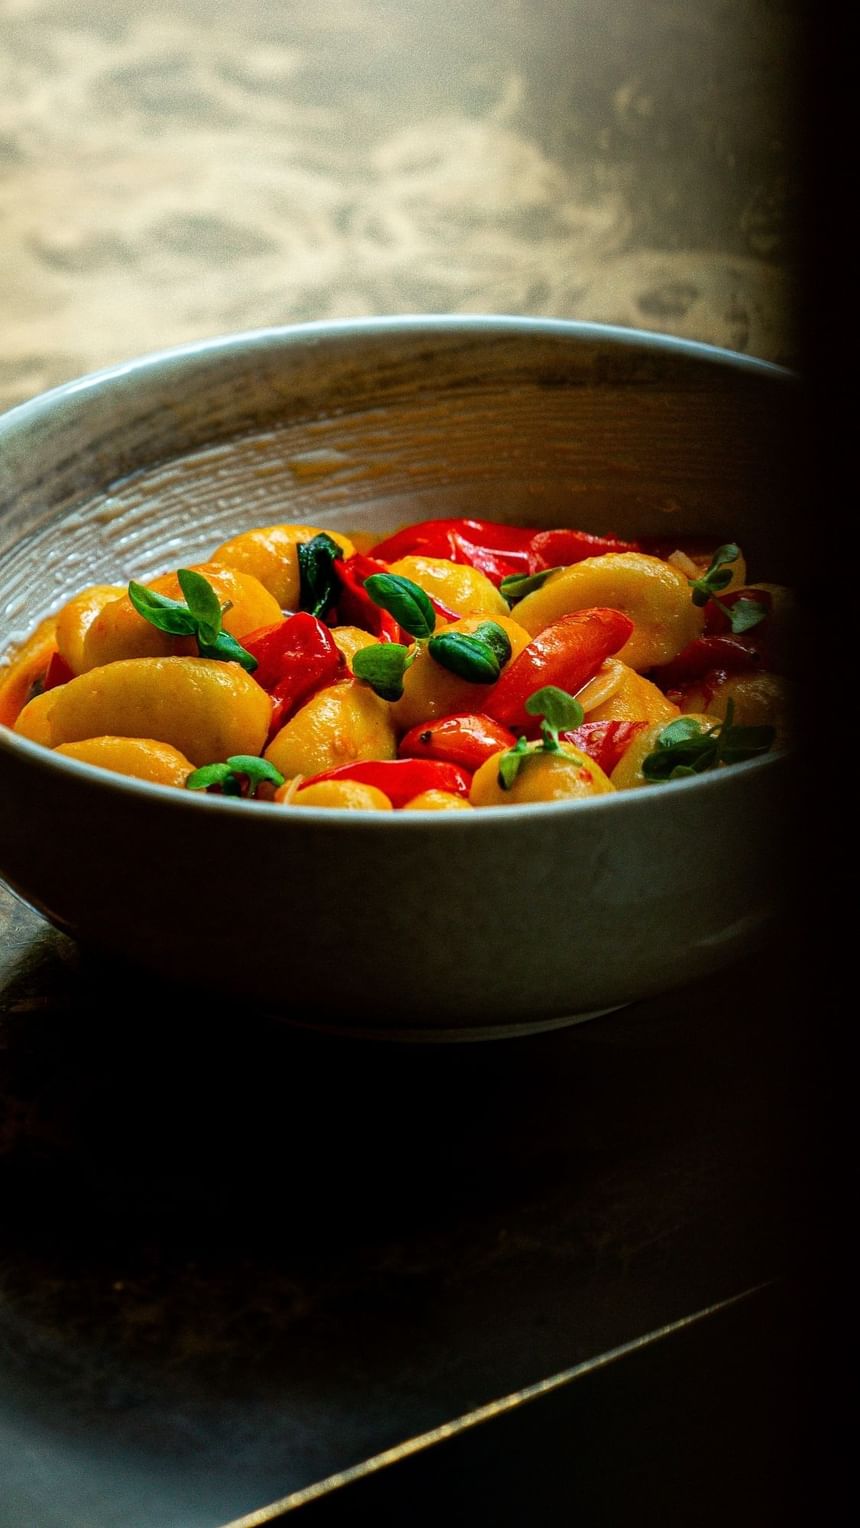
[427,632,500,683]
[726,596,768,634]
[688,543,742,607]
[297,533,344,619]
[185,755,285,798]
[497,735,532,790]
[196,627,258,672]
[524,685,584,737]
[641,698,775,782]
[363,573,436,639]
[470,621,513,668]
[128,581,198,636]
[177,568,223,629]
[352,642,415,700]
[129,572,258,670]
[185,762,236,792]
[499,566,565,603]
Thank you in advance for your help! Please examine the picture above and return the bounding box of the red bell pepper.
[561,720,648,775]
[333,554,407,642]
[243,612,344,732]
[297,757,472,807]
[651,632,763,688]
[370,518,534,585]
[527,528,640,571]
[398,712,517,771]
[483,608,634,731]
[42,651,75,691]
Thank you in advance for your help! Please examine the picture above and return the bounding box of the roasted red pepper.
[42,651,74,691]
[243,612,344,732]
[399,713,517,771]
[528,528,640,571]
[370,518,535,585]
[333,554,407,642]
[561,720,648,775]
[651,632,764,688]
[484,608,634,731]
[297,757,472,807]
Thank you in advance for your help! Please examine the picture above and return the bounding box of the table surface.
[1,2,802,1523]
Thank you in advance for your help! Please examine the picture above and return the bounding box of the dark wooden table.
[1,2,807,1523]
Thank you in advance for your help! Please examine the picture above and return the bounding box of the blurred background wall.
[1,0,799,410]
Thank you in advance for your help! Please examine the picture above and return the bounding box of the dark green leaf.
[177,568,222,629]
[500,566,566,603]
[197,628,258,672]
[688,543,742,607]
[352,642,414,700]
[524,685,584,735]
[727,596,768,634]
[497,735,532,790]
[427,632,500,683]
[470,620,512,668]
[297,533,344,619]
[642,696,775,782]
[128,580,198,636]
[364,573,436,638]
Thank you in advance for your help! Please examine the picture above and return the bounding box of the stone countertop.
[0,3,803,1524]
[1,0,798,415]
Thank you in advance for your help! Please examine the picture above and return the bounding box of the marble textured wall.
[1,0,799,411]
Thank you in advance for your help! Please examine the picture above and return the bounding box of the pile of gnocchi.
[0,515,791,810]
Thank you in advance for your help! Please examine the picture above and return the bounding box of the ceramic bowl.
[0,318,797,1036]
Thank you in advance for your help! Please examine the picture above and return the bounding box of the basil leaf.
[352,642,413,700]
[500,566,565,603]
[688,543,742,607]
[497,735,532,790]
[224,755,285,795]
[653,716,713,748]
[728,597,768,634]
[297,533,344,619]
[470,621,512,668]
[185,762,235,791]
[177,568,223,629]
[128,581,198,636]
[197,628,258,672]
[427,632,500,683]
[524,685,584,735]
[364,573,436,639]
[642,697,775,782]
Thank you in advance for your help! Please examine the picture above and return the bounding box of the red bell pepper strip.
[527,528,640,571]
[333,554,408,641]
[297,757,472,807]
[398,712,517,772]
[651,632,764,688]
[42,651,75,691]
[243,612,344,733]
[370,518,535,586]
[483,608,634,731]
[561,720,648,775]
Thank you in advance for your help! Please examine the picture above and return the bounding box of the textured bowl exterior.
[0,319,797,1029]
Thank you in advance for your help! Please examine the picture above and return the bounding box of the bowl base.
[282,1003,629,1044]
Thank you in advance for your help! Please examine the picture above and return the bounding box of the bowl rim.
[0,314,791,825]
[0,313,794,442]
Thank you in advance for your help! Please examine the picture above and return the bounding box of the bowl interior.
[0,320,798,644]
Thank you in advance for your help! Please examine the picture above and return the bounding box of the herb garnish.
[353,574,514,698]
[297,533,344,618]
[641,700,775,781]
[496,685,585,789]
[185,755,285,797]
[687,544,768,635]
[499,566,565,603]
[128,569,257,671]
